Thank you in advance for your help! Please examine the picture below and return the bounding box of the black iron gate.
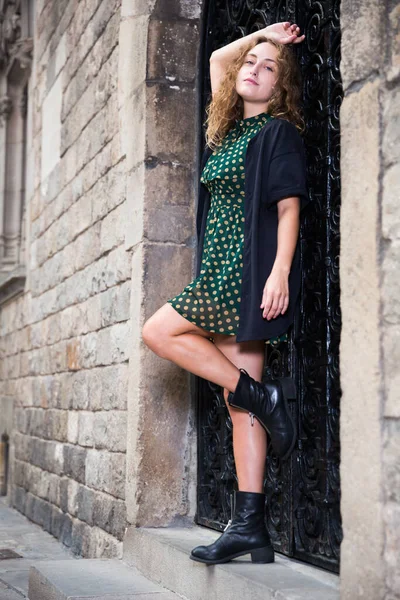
[196,0,343,573]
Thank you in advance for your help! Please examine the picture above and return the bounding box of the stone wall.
[340,0,400,597]
[0,0,130,558]
[120,0,201,528]
[0,0,201,558]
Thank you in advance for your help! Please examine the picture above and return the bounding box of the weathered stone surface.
[92,492,127,539]
[382,86,400,167]
[77,412,95,447]
[382,164,400,245]
[383,419,400,503]
[147,19,199,82]
[85,449,126,499]
[146,84,196,165]
[383,502,400,594]
[63,444,86,483]
[339,79,385,600]
[386,1,400,82]
[144,162,195,245]
[340,0,383,91]
[93,412,127,452]
[41,75,62,183]
[143,242,194,321]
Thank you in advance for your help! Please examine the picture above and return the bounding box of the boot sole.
[189,545,275,565]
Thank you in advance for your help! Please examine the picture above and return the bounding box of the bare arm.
[210,22,305,97]
[260,198,300,320]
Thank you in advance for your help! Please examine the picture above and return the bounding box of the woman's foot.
[190,490,274,565]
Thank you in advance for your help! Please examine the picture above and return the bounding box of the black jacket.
[196,118,310,342]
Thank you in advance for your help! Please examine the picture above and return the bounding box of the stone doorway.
[196,0,343,573]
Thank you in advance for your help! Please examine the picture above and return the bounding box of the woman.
[142,22,309,565]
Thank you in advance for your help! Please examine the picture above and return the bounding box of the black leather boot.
[228,369,297,460]
[190,491,274,565]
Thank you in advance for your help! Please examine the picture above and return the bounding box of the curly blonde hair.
[205,35,304,150]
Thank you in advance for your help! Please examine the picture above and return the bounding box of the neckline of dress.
[235,112,272,127]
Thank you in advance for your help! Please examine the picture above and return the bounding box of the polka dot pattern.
[168,111,288,344]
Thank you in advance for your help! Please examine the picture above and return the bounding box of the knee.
[142,318,168,358]
[142,318,158,350]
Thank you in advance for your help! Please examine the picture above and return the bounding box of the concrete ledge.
[28,558,180,600]
[123,526,340,600]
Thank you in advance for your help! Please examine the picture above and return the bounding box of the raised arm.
[209,22,305,97]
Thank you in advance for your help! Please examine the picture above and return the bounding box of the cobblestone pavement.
[0,497,77,599]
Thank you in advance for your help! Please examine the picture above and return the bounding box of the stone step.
[28,558,182,600]
[123,526,340,600]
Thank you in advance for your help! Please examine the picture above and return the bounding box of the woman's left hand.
[262,22,305,45]
[260,267,290,320]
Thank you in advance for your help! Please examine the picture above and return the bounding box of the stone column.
[118,0,202,527]
[339,0,400,597]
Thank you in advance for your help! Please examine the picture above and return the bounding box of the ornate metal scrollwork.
[197,0,343,573]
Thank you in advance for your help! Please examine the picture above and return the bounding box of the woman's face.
[235,42,279,107]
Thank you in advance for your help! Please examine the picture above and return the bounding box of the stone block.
[85,449,126,499]
[59,477,69,513]
[144,162,195,245]
[383,502,400,596]
[383,325,400,418]
[152,0,202,19]
[100,281,131,328]
[118,15,148,104]
[76,485,96,525]
[64,0,120,86]
[67,411,79,444]
[386,2,400,82]
[70,518,92,556]
[148,19,199,82]
[90,161,126,224]
[63,444,86,483]
[41,75,62,182]
[12,485,27,513]
[383,419,400,503]
[99,203,126,255]
[93,412,127,452]
[146,83,196,165]
[382,242,400,326]
[29,438,64,476]
[71,370,90,409]
[340,0,383,91]
[90,363,128,411]
[143,242,194,320]
[62,10,120,120]
[125,163,145,249]
[382,86,400,167]
[95,322,131,366]
[44,409,68,442]
[59,512,73,547]
[77,412,95,447]
[72,223,102,274]
[339,78,384,599]
[92,493,127,540]
[88,527,123,558]
[61,47,118,154]
[66,478,80,516]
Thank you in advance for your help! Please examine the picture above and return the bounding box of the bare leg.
[142,303,240,393]
[213,333,267,494]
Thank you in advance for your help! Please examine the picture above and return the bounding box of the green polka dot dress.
[168,111,288,346]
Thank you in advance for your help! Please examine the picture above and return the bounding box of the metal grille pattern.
[196,0,342,572]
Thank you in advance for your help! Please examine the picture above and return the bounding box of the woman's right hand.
[260,22,305,45]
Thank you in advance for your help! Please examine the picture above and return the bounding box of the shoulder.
[258,117,304,155]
